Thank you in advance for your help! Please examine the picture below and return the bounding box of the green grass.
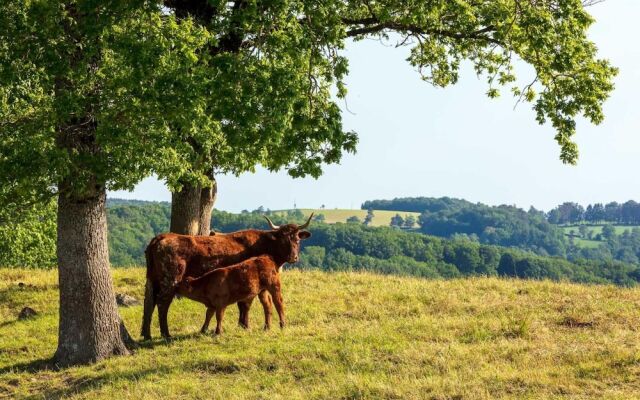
[562,224,640,237]
[561,224,640,249]
[274,209,421,227]
[2,268,640,399]
[571,238,602,249]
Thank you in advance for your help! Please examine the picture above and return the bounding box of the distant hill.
[107,198,170,207]
[363,197,567,257]
[102,203,640,286]
[362,196,473,213]
[2,198,639,285]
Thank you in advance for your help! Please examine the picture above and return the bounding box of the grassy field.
[572,238,601,249]
[273,209,421,227]
[2,268,640,399]
[562,224,640,237]
[561,224,640,249]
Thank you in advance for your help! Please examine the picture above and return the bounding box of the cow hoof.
[141,335,152,341]
[161,335,173,342]
[263,325,271,331]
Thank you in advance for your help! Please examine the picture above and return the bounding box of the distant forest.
[363,197,640,265]
[5,200,640,286]
[546,201,640,225]
[106,201,640,286]
[110,202,640,286]
[2,198,640,286]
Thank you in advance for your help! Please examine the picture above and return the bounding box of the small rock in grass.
[116,293,139,307]
[18,307,37,320]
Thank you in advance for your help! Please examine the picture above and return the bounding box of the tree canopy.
[162,0,616,196]
[1,0,617,210]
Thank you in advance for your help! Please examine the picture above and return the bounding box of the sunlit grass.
[1,268,640,399]
[274,209,421,227]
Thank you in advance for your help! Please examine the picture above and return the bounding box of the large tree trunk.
[54,185,133,367]
[170,183,201,235]
[197,175,217,235]
[170,174,217,235]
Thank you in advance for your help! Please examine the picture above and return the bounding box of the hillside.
[273,208,420,227]
[2,200,638,286]
[2,268,640,399]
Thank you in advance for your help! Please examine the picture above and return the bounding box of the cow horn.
[264,215,280,230]
[298,213,314,230]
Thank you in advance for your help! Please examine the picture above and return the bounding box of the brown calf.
[142,214,312,340]
[177,255,286,335]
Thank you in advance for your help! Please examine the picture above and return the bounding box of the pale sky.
[110,1,640,213]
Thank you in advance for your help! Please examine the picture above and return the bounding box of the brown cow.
[176,255,286,335]
[141,214,312,340]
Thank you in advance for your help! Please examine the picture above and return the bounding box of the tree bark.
[54,185,132,367]
[170,183,201,235]
[170,173,217,236]
[197,175,217,235]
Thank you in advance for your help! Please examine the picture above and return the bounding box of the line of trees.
[112,202,640,287]
[4,200,639,287]
[364,197,568,257]
[547,201,640,225]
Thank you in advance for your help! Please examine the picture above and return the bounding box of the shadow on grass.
[1,334,243,399]
[0,331,203,371]
[135,331,205,349]
[0,357,55,374]
[26,365,177,400]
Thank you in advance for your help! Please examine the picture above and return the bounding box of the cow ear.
[298,230,311,240]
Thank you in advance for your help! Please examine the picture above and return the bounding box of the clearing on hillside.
[273,208,421,227]
[561,224,640,248]
[1,268,639,399]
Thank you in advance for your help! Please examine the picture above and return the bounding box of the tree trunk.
[197,175,217,235]
[54,186,132,367]
[170,174,217,236]
[170,183,201,235]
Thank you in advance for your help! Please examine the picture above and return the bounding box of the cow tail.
[145,236,158,279]
[142,238,158,339]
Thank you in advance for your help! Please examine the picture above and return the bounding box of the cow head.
[263,214,313,263]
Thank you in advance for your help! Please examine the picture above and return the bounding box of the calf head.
[264,214,313,263]
[177,276,196,294]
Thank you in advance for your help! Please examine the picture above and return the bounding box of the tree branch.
[344,19,503,46]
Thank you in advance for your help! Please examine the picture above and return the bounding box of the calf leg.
[259,291,272,330]
[268,284,285,329]
[157,285,176,339]
[201,307,215,334]
[215,307,226,335]
[237,300,252,329]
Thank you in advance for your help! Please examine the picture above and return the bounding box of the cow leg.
[268,284,285,329]
[259,291,272,330]
[215,307,226,335]
[237,299,252,329]
[157,286,175,339]
[141,279,157,340]
[201,307,215,334]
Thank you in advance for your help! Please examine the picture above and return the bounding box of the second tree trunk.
[170,176,217,235]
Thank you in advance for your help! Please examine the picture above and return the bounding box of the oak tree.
[1,0,218,365]
[165,0,616,234]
